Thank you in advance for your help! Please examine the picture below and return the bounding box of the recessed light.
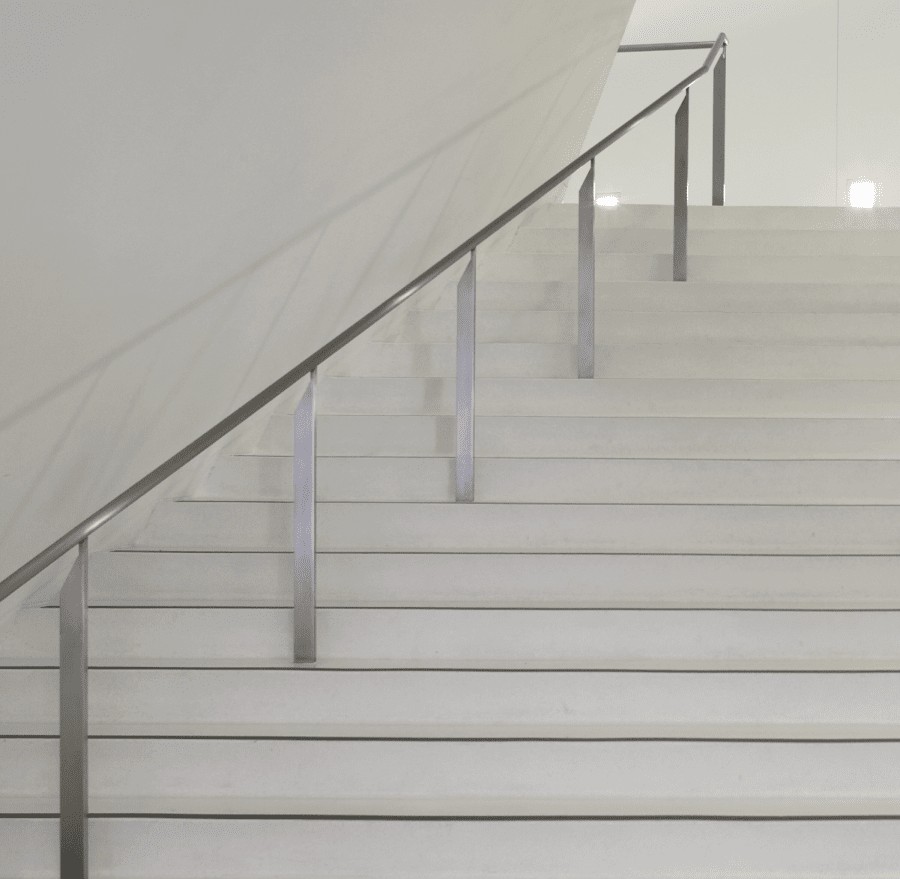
[848,179,876,208]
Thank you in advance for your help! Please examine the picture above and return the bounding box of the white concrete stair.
[7,203,900,875]
[430,279,900,311]
[132,499,900,554]
[38,550,900,609]
[12,818,900,878]
[525,203,900,229]
[200,455,900,504]
[330,341,900,379]
[292,376,900,417]
[11,668,900,738]
[249,413,900,458]
[376,308,900,344]
[480,252,900,284]
[511,226,900,255]
[9,738,900,816]
[9,606,900,669]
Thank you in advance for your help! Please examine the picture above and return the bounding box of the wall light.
[596,192,619,208]
[848,179,876,208]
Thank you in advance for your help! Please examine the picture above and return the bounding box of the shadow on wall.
[0,0,635,599]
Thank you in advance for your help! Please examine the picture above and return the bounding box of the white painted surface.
[0,0,633,599]
[564,1,900,208]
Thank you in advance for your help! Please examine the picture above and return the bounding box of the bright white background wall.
[0,1,635,609]
[565,0,899,207]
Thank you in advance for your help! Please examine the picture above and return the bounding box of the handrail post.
[578,159,595,378]
[60,538,88,878]
[294,368,316,662]
[712,48,726,205]
[674,89,690,281]
[456,250,476,502]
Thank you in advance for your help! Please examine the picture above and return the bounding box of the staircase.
[6,202,900,875]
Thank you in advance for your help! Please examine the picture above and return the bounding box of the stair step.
[331,342,900,380]
[9,607,900,669]
[252,414,900,459]
[201,456,900,504]
[288,377,900,418]
[432,280,900,311]
[48,551,900,609]
[510,227,900,256]
[377,309,900,344]
[9,669,900,735]
[480,253,900,284]
[8,738,900,815]
[12,200,900,878]
[524,203,900,230]
[8,817,900,877]
[136,499,900,554]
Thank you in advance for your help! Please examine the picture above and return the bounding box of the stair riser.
[9,739,900,811]
[9,608,900,668]
[525,203,900,230]
[284,377,900,417]
[432,281,900,312]
[8,818,900,877]
[11,669,900,734]
[331,342,900,380]
[253,414,900,459]
[61,552,900,610]
[377,310,900,344]
[137,501,900,555]
[201,457,900,505]
[481,253,900,284]
[509,227,900,256]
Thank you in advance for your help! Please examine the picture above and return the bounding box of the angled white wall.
[0,1,635,608]
[565,0,900,207]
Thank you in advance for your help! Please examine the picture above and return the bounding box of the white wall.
[565,0,899,207]
[0,1,635,608]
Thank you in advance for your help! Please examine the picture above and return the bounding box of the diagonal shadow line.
[502,52,612,212]
[407,50,575,278]
[301,149,444,381]
[90,272,257,500]
[222,224,330,413]
[0,38,605,435]
[0,367,106,550]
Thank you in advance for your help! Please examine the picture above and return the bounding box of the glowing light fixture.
[848,179,876,208]
[596,192,619,208]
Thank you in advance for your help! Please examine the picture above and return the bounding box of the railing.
[0,33,726,876]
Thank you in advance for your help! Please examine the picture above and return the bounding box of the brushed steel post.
[60,538,88,878]
[294,368,316,662]
[456,250,476,502]
[712,50,726,206]
[578,159,595,379]
[673,89,690,282]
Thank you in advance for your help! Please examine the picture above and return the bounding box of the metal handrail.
[619,40,718,52]
[0,31,727,606]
